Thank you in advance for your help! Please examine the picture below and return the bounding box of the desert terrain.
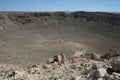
[0,12,120,66]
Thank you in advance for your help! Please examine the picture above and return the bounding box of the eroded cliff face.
[0,12,120,39]
[3,12,120,40]
[0,12,120,65]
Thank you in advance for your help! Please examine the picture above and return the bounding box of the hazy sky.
[0,0,119,12]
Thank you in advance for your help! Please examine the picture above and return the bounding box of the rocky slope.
[0,50,120,80]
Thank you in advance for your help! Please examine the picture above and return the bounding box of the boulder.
[14,71,27,80]
[106,67,114,74]
[4,70,16,79]
[104,72,120,80]
[90,53,100,60]
[73,48,86,58]
[54,54,62,64]
[61,53,67,64]
[88,68,107,80]
[27,65,40,74]
[110,56,120,73]
[53,53,67,65]
[104,74,114,80]
[47,58,54,64]
[42,64,52,69]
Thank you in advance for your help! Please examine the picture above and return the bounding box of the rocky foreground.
[0,49,120,80]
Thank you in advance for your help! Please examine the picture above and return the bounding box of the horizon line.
[0,10,119,13]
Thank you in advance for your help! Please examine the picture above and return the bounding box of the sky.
[0,0,120,12]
